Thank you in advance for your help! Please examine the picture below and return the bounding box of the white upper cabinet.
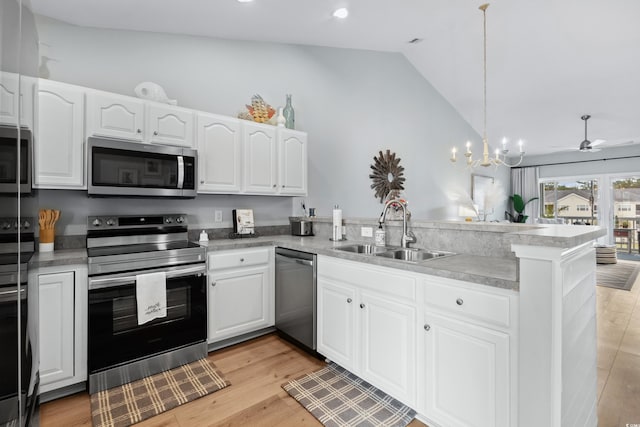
[34,79,85,189]
[86,90,145,141]
[278,128,307,195]
[242,121,278,194]
[0,72,34,129]
[196,113,242,193]
[146,103,195,147]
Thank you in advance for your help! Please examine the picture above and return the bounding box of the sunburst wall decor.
[369,149,405,203]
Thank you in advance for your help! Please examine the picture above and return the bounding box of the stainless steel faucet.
[378,199,417,248]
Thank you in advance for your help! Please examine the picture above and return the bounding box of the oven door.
[88,263,207,374]
[87,137,196,198]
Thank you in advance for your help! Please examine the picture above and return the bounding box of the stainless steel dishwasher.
[275,247,316,351]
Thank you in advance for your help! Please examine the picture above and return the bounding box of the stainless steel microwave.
[88,137,197,198]
[0,126,32,195]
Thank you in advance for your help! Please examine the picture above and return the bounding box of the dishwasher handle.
[276,253,314,267]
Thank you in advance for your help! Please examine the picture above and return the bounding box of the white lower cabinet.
[317,256,417,406]
[422,312,510,427]
[36,265,88,394]
[207,247,274,343]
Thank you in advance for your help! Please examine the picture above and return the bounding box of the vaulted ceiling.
[30,0,640,155]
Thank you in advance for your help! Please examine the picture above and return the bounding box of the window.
[577,205,589,211]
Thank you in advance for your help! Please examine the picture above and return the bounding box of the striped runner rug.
[597,259,640,291]
[283,362,416,427]
[90,358,230,427]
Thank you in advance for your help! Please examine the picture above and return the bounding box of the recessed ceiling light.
[332,8,349,19]
[237,0,254,3]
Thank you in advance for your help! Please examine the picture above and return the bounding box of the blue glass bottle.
[283,94,295,129]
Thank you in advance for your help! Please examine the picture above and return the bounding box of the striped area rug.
[90,359,230,427]
[597,259,640,291]
[283,362,416,427]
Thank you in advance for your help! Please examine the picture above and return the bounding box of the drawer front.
[208,247,270,270]
[423,278,511,329]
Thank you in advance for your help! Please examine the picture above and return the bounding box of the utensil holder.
[40,228,54,252]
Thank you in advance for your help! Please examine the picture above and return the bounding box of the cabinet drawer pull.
[153,131,158,136]
[456,298,464,306]
[347,298,352,303]
[136,128,142,134]
[211,281,216,287]
[424,324,431,331]
[359,303,365,309]
[240,258,245,262]
[272,184,277,188]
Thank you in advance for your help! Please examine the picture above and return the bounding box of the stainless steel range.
[86,214,206,394]
[0,218,38,426]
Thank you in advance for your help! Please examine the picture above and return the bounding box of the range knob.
[22,220,31,229]
[92,218,103,227]
[165,217,173,224]
[2,222,11,230]
[106,218,116,226]
[176,216,184,224]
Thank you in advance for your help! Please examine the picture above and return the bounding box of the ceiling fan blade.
[590,139,606,146]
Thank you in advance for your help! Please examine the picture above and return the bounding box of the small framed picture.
[145,159,161,176]
[118,168,139,185]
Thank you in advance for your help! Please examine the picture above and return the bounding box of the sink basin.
[334,244,389,254]
[374,248,455,262]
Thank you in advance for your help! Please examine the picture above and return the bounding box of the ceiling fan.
[579,114,604,152]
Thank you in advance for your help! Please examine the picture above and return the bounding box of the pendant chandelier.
[450,3,525,168]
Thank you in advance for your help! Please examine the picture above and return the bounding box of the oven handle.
[177,156,184,189]
[89,264,206,290]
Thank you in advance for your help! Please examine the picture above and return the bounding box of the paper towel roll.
[332,207,342,241]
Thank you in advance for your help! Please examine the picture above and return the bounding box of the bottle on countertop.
[199,230,209,242]
[375,224,386,247]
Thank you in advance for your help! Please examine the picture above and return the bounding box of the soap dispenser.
[375,224,386,247]
[199,230,209,242]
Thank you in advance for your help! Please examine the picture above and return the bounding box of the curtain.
[511,167,540,223]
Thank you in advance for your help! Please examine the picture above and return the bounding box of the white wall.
[35,15,509,229]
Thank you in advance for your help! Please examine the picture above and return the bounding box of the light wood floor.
[40,334,426,426]
[42,270,640,427]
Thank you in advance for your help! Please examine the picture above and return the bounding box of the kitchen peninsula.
[31,219,605,427]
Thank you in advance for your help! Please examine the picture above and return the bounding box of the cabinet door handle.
[424,324,431,331]
[456,298,464,306]
[153,131,158,136]
[240,258,245,262]
[282,185,285,188]
[359,303,365,309]
[273,184,277,188]
[137,128,142,134]
[347,298,352,303]
[211,281,216,287]
[200,180,204,184]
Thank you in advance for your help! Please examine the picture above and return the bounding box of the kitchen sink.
[375,248,455,262]
[334,244,389,254]
[334,244,455,262]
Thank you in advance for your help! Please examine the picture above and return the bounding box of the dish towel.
[136,272,167,325]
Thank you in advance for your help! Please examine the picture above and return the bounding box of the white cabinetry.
[86,90,145,141]
[317,256,417,406]
[420,276,515,427]
[146,103,195,147]
[0,72,34,128]
[34,79,85,189]
[87,91,195,147]
[36,265,88,394]
[240,122,308,195]
[242,122,278,194]
[207,247,274,343]
[278,128,307,195]
[196,113,242,193]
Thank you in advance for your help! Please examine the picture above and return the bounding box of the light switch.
[214,211,223,222]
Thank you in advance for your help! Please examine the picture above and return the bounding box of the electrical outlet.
[214,210,223,222]
[361,227,373,237]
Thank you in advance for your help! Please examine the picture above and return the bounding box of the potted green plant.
[506,194,539,223]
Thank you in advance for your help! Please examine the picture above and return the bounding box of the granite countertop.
[202,235,519,291]
[30,249,87,268]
